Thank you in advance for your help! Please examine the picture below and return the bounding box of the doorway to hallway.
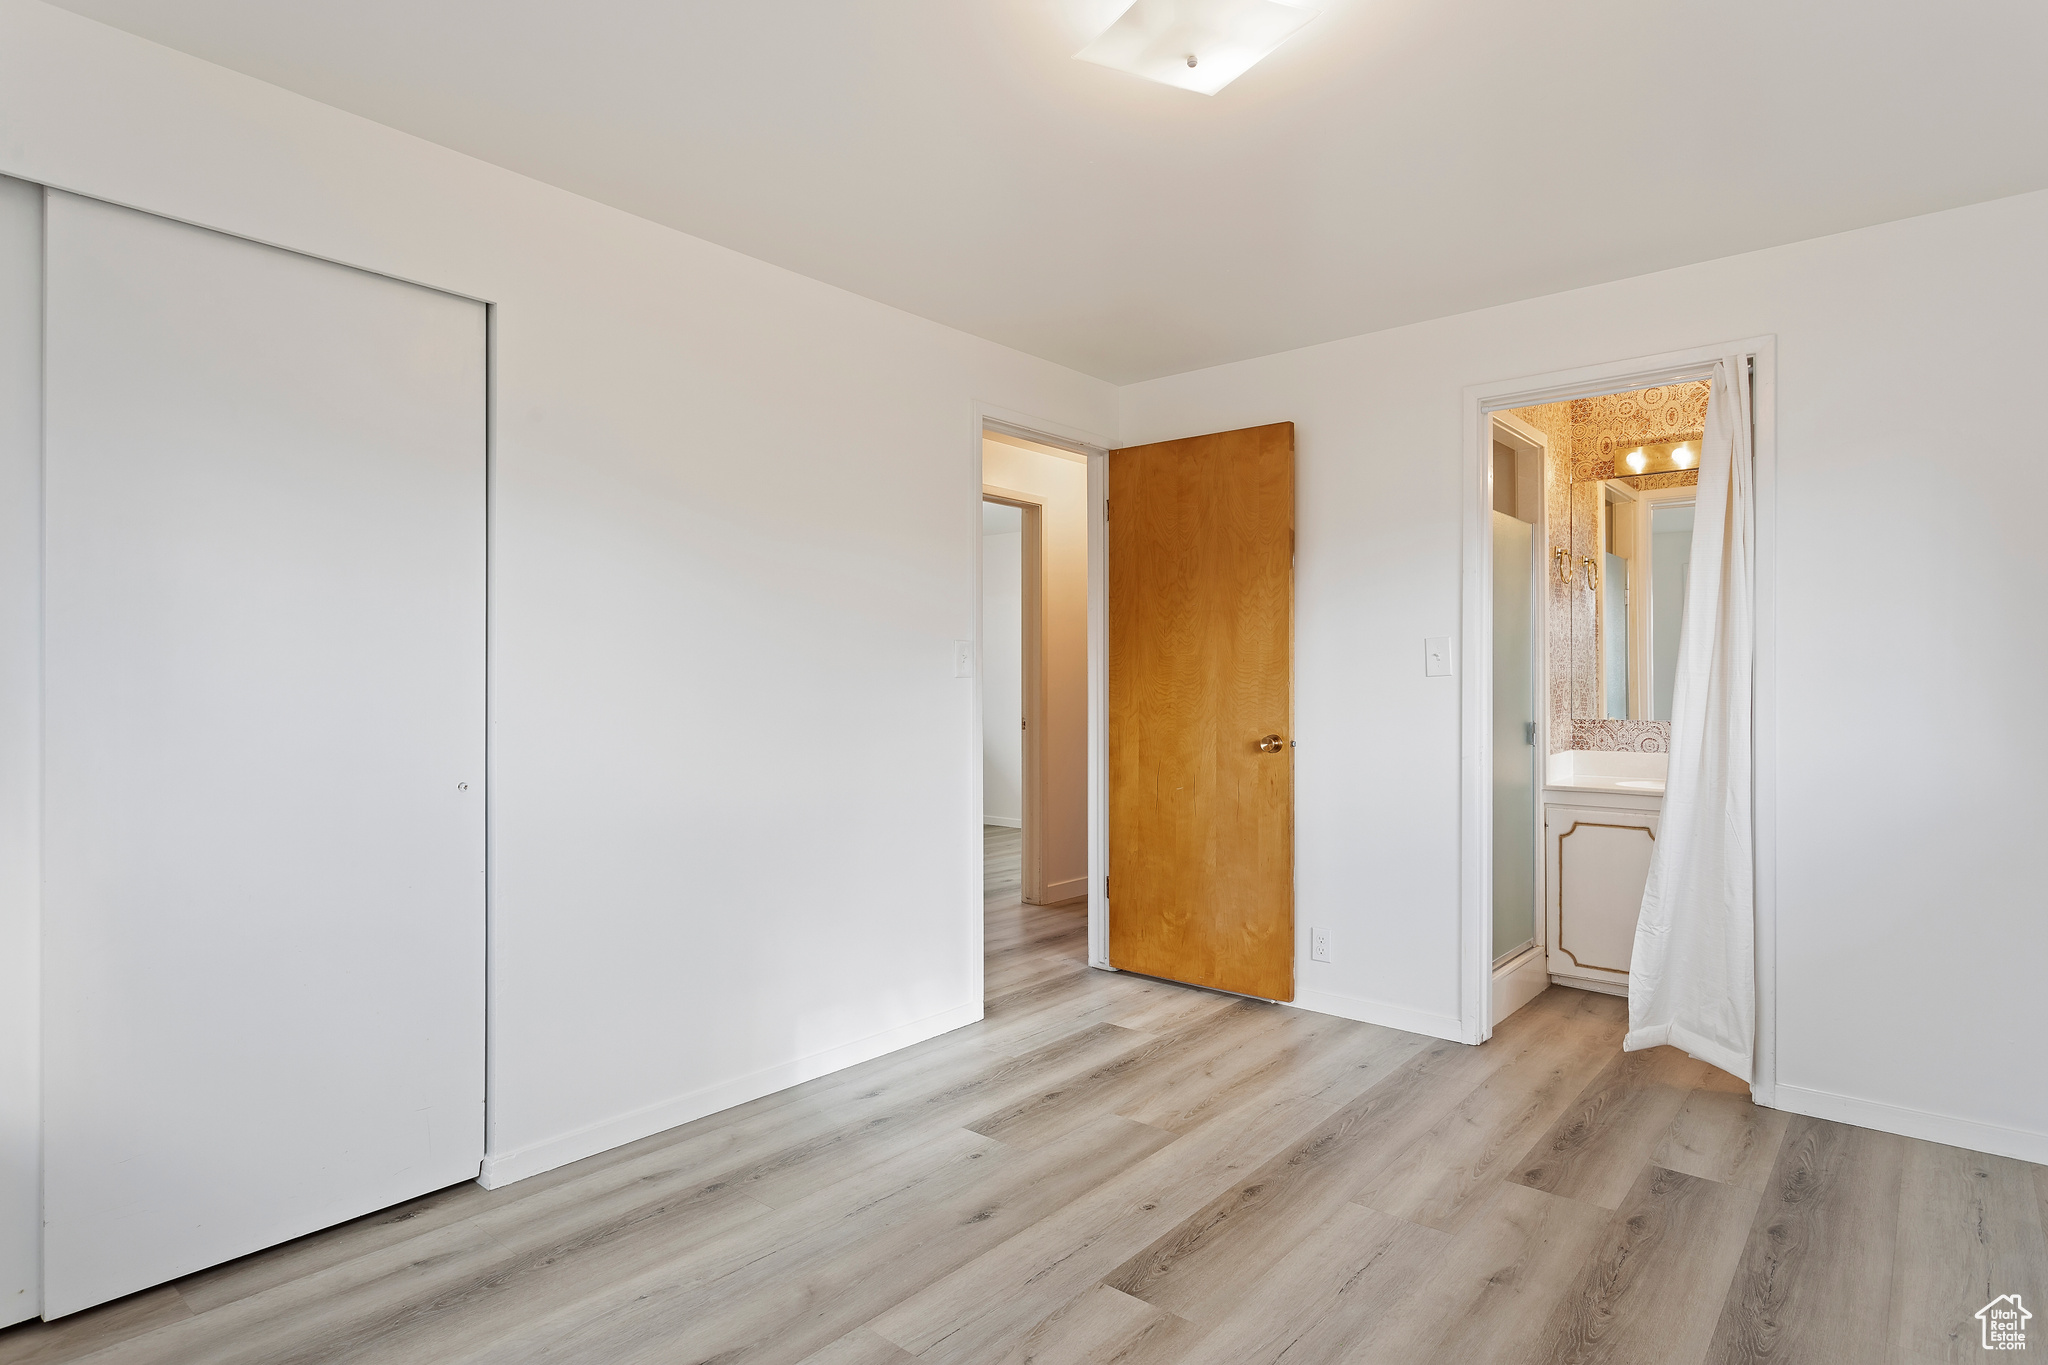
[981,497,1028,900]
[980,429,1092,913]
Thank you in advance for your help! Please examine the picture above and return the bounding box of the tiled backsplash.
[1569,719,1669,753]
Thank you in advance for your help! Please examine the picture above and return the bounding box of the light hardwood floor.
[983,821,1021,897]
[6,829,2044,1364]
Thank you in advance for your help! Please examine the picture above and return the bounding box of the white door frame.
[1457,338,1779,1108]
[967,404,1113,996]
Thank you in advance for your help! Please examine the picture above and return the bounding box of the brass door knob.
[1257,734,1285,753]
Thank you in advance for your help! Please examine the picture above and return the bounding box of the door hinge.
[1525,721,1537,746]
[1103,876,1109,901]
[1021,717,1027,730]
[1103,499,1109,521]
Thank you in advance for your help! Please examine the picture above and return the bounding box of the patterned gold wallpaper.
[1569,382,1709,481]
[1572,718,1671,753]
[1509,381,1710,755]
[1617,469,1700,492]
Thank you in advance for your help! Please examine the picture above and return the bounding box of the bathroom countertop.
[1544,776,1666,797]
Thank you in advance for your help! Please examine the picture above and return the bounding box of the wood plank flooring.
[983,821,1021,897]
[5,827,2042,1364]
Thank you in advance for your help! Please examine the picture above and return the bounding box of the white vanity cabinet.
[1543,793,1660,994]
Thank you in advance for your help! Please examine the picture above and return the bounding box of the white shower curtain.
[1625,356,1755,1080]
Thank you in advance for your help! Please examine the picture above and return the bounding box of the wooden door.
[1108,422,1293,1000]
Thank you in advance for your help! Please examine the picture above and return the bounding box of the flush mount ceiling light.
[1076,0,1320,96]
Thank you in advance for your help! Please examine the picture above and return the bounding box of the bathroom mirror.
[1572,480,1693,722]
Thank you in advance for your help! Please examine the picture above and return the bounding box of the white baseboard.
[1292,987,1464,1043]
[478,999,984,1188]
[1040,876,1088,905]
[1771,1083,2048,1166]
[1492,949,1549,1023]
[981,815,1021,829]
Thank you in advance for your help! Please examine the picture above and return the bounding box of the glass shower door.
[1492,511,1536,961]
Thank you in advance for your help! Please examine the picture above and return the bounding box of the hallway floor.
[5,838,2043,1364]
[983,821,1021,897]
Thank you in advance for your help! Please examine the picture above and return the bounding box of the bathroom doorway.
[1462,339,1777,1098]
[1501,382,1705,1007]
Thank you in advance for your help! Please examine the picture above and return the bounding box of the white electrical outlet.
[1310,926,1331,963]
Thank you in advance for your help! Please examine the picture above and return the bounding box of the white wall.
[982,438,1091,902]
[1120,189,2048,1161]
[981,521,1023,826]
[0,0,1118,1223]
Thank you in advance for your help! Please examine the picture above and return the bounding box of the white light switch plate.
[954,640,974,678]
[1424,636,1453,676]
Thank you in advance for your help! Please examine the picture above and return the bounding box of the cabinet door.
[1544,804,1658,992]
[41,193,486,1316]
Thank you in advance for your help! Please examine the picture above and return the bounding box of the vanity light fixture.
[1610,441,1696,477]
[1075,0,1320,95]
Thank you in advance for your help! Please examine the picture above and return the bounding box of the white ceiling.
[51,0,2048,382]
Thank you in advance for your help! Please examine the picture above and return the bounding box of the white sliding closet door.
[0,176,43,1330]
[41,192,486,1317]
